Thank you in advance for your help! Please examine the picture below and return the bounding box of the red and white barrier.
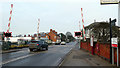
[81,8,86,41]
[79,21,82,37]
[7,4,13,32]
[37,19,40,34]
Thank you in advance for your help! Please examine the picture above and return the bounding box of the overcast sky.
[0,0,118,36]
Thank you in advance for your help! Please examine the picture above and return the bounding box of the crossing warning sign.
[111,38,118,47]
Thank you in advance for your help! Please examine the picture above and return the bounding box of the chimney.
[55,32,57,34]
[53,30,55,32]
[50,29,52,32]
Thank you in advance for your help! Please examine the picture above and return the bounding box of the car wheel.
[46,47,48,50]
[29,49,33,51]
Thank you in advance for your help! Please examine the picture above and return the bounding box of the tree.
[66,32,72,36]
[85,22,120,43]
[66,32,75,42]
[59,33,66,41]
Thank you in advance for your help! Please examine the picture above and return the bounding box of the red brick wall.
[114,48,120,64]
[81,41,120,64]
[81,42,92,53]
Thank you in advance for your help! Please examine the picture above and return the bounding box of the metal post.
[79,37,81,49]
[112,47,114,65]
[117,37,119,67]
[118,5,120,66]
[110,18,112,64]
[118,2,120,27]
[117,46,119,66]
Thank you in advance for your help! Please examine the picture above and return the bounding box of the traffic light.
[75,32,81,37]
[4,32,12,37]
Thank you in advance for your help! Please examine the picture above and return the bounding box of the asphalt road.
[2,42,76,66]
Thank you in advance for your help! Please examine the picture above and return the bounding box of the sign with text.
[100,0,119,4]
[111,38,118,47]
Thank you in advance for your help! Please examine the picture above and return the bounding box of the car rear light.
[37,44,39,45]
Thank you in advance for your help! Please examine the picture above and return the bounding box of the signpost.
[100,0,119,66]
[75,31,81,49]
[111,38,119,66]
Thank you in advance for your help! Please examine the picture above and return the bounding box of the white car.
[52,42,55,44]
[60,41,66,45]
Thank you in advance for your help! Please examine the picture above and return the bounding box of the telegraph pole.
[109,18,112,64]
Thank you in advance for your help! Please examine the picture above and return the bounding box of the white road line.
[56,58,62,65]
[2,54,35,65]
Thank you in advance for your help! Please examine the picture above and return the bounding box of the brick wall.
[80,41,120,64]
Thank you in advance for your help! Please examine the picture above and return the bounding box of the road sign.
[100,0,119,4]
[74,32,81,37]
[111,38,118,47]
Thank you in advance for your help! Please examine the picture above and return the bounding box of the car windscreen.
[30,41,39,43]
[39,41,43,44]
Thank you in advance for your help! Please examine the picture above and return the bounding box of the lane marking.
[2,53,35,65]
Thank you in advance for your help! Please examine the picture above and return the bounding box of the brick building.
[48,29,57,42]
[33,33,50,40]
[32,29,58,42]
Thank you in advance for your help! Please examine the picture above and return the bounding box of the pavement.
[59,43,116,67]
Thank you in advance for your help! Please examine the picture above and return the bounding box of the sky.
[0,0,118,36]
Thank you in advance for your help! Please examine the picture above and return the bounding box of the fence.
[80,41,120,64]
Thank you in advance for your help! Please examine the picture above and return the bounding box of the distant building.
[48,29,57,42]
[4,37,32,43]
[32,29,59,42]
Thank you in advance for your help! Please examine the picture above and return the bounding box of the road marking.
[55,58,62,65]
[2,54,35,65]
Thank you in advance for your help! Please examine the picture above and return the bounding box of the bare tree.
[85,22,120,43]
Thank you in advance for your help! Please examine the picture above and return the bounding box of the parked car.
[60,41,66,45]
[55,40,61,45]
[29,40,48,51]
[52,42,55,44]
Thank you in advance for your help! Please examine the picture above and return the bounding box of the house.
[48,29,57,42]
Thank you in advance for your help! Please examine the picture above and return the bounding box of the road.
[2,42,76,66]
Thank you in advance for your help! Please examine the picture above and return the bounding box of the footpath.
[59,43,116,67]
